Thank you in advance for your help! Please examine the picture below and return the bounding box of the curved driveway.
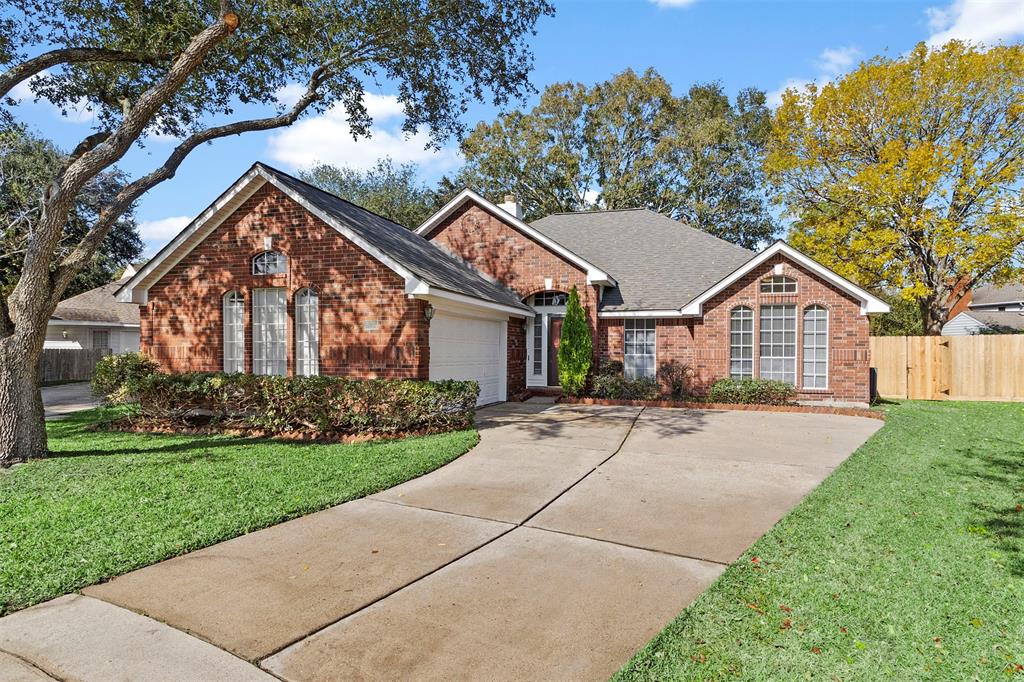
[0,402,883,681]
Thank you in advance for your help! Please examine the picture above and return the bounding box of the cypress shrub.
[557,285,592,396]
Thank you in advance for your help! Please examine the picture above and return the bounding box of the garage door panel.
[429,313,504,406]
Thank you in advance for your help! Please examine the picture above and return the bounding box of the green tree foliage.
[299,159,442,229]
[557,286,591,396]
[767,41,1024,334]
[870,295,925,336]
[0,128,141,298]
[457,68,776,247]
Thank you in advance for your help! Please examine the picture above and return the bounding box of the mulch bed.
[94,415,463,444]
[559,396,885,420]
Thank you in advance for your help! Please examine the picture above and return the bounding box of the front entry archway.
[525,291,567,388]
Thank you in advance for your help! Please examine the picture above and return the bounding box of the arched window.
[729,306,753,379]
[223,291,245,373]
[252,250,287,275]
[760,275,797,294]
[295,288,319,376]
[802,305,828,389]
[528,291,568,307]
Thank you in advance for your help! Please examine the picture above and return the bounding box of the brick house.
[118,163,889,405]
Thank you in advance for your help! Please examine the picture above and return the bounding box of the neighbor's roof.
[52,281,140,325]
[530,208,753,312]
[963,310,1024,333]
[970,283,1024,307]
[260,166,529,312]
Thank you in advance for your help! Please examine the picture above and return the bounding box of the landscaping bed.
[0,407,479,615]
[560,395,883,420]
[615,400,1024,680]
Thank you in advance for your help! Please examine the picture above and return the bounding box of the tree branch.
[51,66,329,297]
[0,47,171,101]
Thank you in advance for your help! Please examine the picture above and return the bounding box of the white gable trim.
[416,188,616,287]
[117,165,423,305]
[679,241,890,316]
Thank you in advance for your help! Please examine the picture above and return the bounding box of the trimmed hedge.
[93,353,479,435]
[590,374,660,400]
[706,377,797,405]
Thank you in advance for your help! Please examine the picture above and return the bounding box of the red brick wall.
[425,203,603,377]
[142,183,430,379]
[599,256,871,403]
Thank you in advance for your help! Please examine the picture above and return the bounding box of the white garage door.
[429,312,504,406]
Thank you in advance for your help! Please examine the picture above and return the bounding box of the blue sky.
[9,0,1024,255]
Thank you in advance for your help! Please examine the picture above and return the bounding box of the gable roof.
[969,283,1024,307]
[117,164,530,316]
[53,280,140,325]
[530,208,753,312]
[958,310,1024,333]
[415,188,616,287]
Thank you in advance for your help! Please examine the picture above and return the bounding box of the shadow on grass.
[949,442,1024,577]
[50,435,272,459]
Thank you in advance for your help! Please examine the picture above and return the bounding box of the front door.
[547,316,563,386]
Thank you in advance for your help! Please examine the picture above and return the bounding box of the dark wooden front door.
[547,316,563,386]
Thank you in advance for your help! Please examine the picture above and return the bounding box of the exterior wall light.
[424,305,435,321]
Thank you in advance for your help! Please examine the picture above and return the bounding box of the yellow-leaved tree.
[766,41,1024,334]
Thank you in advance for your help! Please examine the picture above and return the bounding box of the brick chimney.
[498,194,523,220]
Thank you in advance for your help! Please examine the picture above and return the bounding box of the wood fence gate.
[870,335,1024,401]
[38,348,110,383]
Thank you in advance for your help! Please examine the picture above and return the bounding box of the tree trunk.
[0,337,48,464]
[920,296,948,336]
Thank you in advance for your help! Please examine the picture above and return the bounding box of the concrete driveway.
[0,402,883,681]
[41,381,98,419]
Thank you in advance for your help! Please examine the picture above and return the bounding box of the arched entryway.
[525,291,568,387]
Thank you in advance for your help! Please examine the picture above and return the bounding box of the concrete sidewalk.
[41,381,99,420]
[0,401,883,681]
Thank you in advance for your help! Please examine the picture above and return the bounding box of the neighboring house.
[117,163,889,405]
[47,267,141,352]
[943,284,1024,335]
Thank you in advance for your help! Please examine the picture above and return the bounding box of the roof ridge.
[539,207,649,217]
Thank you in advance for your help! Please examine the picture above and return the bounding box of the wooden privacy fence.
[870,335,1024,401]
[38,348,109,384]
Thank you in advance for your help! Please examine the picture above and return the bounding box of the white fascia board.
[598,309,691,318]
[49,319,140,328]
[679,241,891,316]
[115,166,266,304]
[416,188,616,287]
[413,285,535,319]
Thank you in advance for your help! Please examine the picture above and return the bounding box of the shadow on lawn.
[950,440,1024,578]
[51,434,281,459]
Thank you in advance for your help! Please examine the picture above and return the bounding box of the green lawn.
[617,401,1024,680]
[0,408,477,615]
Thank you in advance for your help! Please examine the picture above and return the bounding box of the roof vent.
[498,195,523,220]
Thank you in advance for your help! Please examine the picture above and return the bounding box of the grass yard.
[0,408,478,615]
[617,401,1024,680]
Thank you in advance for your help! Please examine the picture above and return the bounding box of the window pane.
[729,307,753,379]
[223,292,245,373]
[759,305,796,384]
[623,319,656,379]
[802,306,828,389]
[253,288,287,376]
[295,288,319,376]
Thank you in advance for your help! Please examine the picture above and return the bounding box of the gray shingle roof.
[970,284,1024,307]
[965,310,1024,333]
[530,208,753,311]
[53,281,140,324]
[258,165,529,312]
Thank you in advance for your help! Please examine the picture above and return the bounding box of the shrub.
[706,378,797,405]
[595,359,623,377]
[557,285,592,396]
[590,374,660,400]
[92,352,161,405]
[657,360,692,399]
[95,369,480,435]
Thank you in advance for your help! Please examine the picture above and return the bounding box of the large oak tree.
[767,41,1024,334]
[0,0,553,463]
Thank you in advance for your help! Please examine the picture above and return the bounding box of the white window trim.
[802,305,829,390]
[223,291,245,373]
[759,275,797,294]
[759,304,797,385]
[623,318,657,380]
[252,250,287,276]
[729,306,754,380]
[253,288,287,376]
[294,288,319,377]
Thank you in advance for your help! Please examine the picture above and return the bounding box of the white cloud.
[767,46,861,108]
[266,92,459,172]
[274,83,307,108]
[7,69,95,122]
[649,0,700,7]
[926,0,1024,47]
[138,216,191,242]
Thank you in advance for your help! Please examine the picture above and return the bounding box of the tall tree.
[457,68,777,247]
[0,0,553,463]
[300,159,440,229]
[766,41,1024,334]
[0,127,141,298]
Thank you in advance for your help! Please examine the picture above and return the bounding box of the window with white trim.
[532,316,543,376]
[729,306,754,379]
[223,291,245,373]
[624,319,656,379]
[802,305,828,389]
[759,304,796,384]
[253,288,287,376]
[530,291,568,307]
[295,288,319,376]
[760,275,796,294]
[252,250,287,275]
